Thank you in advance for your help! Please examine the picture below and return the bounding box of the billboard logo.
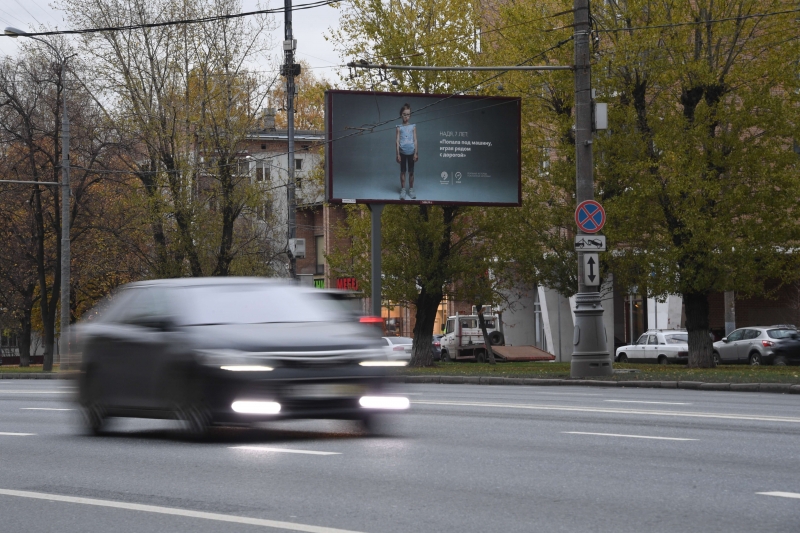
[440,171,450,185]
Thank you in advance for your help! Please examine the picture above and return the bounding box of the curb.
[0,372,75,379]
[392,375,800,394]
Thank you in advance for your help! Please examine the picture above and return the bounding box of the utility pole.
[570,0,612,377]
[283,0,298,279]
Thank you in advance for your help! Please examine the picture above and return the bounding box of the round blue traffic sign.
[575,200,605,233]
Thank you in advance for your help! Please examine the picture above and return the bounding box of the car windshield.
[665,334,688,344]
[389,337,413,345]
[177,284,344,325]
[767,329,796,339]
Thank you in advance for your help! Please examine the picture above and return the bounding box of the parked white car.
[381,336,413,362]
[615,330,689,365]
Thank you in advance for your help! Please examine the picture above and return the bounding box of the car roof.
[125,277,290,289]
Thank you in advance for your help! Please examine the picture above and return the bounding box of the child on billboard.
[396,103,418,200]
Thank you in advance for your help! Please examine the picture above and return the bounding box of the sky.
[0,0,346,83]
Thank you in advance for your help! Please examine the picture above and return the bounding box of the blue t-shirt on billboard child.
[397,124,416,155]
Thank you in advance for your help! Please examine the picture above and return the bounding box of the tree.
[61,0,280,278]
[0,39,128,370]
[268,60,331,131]
[591,0,800,367]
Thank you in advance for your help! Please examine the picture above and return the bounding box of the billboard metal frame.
[325,89,522,207]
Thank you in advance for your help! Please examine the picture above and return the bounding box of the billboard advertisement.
[325,90,521,206]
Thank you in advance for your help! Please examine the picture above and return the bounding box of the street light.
[4,27,72,371]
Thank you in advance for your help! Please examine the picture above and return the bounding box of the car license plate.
[287,384,366,398]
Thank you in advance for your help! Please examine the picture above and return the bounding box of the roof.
[126,277,291,288]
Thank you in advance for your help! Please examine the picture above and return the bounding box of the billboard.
[325,90,521,206]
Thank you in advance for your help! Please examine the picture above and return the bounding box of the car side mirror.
[721,337,729,343]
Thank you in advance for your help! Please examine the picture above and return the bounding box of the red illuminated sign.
[336,277,359,290]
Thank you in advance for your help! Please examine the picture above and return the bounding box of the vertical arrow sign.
[583,253,599,287]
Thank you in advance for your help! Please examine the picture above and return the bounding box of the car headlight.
[197,349,274,371]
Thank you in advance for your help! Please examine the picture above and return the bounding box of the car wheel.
[173,374,213,439]
[441,350,451,362]
[774,356,787,366]
[658,355,668,366]
[749,353,761,366]
[712,352,721,366]
[618,353,628,363]
[476,350,487,363]
[79,370,107,435]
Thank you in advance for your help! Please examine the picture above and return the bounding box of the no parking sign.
[575,200,605,234]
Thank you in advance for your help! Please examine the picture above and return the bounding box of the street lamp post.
[4,27,72,371]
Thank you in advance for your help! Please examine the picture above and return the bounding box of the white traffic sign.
[583,253,600,286]
[575,235,606,252]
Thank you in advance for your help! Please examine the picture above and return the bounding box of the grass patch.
[398,362,800,384]
[0,364,61,373]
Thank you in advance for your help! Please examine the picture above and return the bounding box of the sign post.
[570,19,614,377]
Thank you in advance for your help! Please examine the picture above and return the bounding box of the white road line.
[230,446,341,456]
[0,390,69,394]
[564,431,697,441]
[21,408,73,411]
[0,489,365,533]
[412,400,800,423]
[757,492,800,500]
[0,432,36,436]
[605,400,691,405]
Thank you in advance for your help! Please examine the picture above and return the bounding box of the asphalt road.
[1,379,799,532]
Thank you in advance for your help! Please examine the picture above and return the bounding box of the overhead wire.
[593,7,800,32]
[0,0,341,38]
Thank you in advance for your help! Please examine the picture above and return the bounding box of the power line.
[594,7,800,33]
[0,0,341,38]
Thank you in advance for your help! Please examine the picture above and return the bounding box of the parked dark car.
[76,278,409,437]
[432,334,443,361]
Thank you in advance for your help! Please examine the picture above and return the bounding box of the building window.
[237,159,250,176]
[256,202,272,220]
[256,160,270,182]
[261,144,266,150]
[295,158,303,170]
[315,235,324,275]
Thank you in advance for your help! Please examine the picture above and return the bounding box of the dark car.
[432,334,443,361]
[76,278,409,437]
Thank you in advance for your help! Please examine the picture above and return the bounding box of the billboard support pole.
[570,0,612,377]
[369,204,384,318]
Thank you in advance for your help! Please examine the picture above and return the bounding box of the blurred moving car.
[76,278,409,437]
[614,330,688,364]
[712,325,797,366]
[768,331,800,366]
[381,336,413,362]
[432,334,443,361]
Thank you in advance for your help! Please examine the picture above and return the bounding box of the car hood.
[183,321,381,353]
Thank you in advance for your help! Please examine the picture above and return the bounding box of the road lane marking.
[564,431,697,441]
[605,400,691,405]
[230,446,341,455]
[0,390,68,394]
[757,492,800,500]
[412,400,800,423]
[21,408,74,411]
[0,489,365,533]
[0,432,36,436]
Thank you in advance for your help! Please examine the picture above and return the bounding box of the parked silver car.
[712,325,797,366]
